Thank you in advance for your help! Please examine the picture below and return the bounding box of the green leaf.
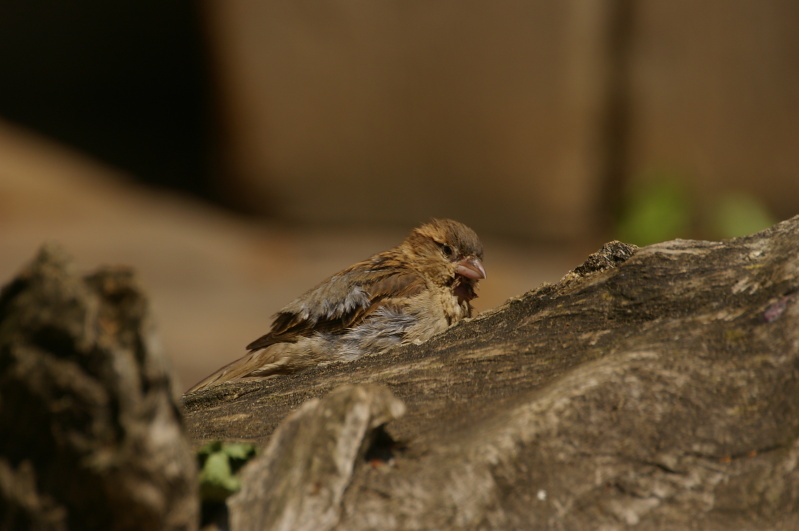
[197,441,259,502]
[222,442,258,462]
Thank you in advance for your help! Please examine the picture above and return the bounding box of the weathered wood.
[0,246,198,531]
[185,216,799,530]
[228,384,405,531]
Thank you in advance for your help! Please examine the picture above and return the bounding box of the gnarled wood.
[0,246,198,531]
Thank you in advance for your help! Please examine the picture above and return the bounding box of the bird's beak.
[455,257,486,280]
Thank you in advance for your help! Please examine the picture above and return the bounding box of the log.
[184,216,799,530]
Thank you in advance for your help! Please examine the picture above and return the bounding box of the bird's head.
[404,218,486,301]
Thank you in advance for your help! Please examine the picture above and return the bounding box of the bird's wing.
[245,260,426,351]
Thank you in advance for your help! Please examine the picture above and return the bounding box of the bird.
[187,218,486,393]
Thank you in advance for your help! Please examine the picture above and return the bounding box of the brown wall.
[625,1,799,213]
[206,0,799,239]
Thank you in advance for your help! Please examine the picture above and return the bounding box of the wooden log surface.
[184,216,799,530]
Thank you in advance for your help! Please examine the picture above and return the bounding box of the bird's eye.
[440,244,455,258]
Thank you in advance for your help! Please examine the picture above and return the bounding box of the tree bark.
[0,245,198,531]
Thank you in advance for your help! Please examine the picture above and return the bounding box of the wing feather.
[245,258,424,351]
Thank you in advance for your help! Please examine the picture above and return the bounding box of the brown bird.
[187,218,486,392]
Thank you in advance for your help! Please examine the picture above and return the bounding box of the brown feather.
[245,261,425,350]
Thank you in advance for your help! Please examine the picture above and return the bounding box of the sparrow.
[187,218,486,393]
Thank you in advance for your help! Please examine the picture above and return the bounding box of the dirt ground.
[0,122,589,390]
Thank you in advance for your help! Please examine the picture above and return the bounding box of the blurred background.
[1,1,796,389]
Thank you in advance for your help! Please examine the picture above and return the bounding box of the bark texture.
[0,245,198,531]
[185,216,799,530]
[228,384,405,531]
